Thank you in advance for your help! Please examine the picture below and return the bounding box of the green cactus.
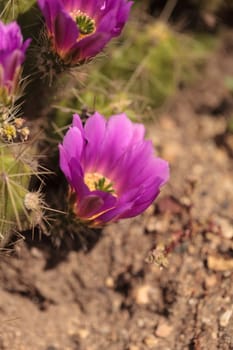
[0,140,41,247]
[0,0,36,21]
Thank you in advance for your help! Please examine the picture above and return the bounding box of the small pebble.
[143,335,159,347]
[133,285,151,305]
[155,322,173,338]
[212,332,217,340]
[128,345,140,350]
[217,217,233,239]
[137,318,145,328]
[180,196,192,207]
[202,317,211,325]
[105,277,114,288]
[146,217,157,232]
[204,275,217,288]
[76,328,89,339]
[207,255,233,271]
[220,309,233,327]
[188,298,197,306]
[30,247,43,259]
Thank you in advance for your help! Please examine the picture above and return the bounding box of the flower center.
[84,172,116,195]
[71,10,96,36]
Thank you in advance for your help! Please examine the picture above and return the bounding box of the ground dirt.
[0,32,233,350]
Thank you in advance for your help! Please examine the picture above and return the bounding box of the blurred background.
[51,0,233,122]
[0,1,233,349]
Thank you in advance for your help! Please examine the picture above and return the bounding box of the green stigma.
[84,172,116,196]
[76,14,96,35]
[94,177,115,194]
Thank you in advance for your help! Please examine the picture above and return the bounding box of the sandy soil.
[0,32,233,350]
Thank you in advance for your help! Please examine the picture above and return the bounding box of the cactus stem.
[5,175,22,231]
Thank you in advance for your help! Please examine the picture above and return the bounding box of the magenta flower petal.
[37,0,133,64]
[113,143,168,193]
[71,31,111,62]
[69,163,88,199]
[82,112,107,171]
[95,201,133,224]
[59,126,84,186]
[77,194,104,218]
[0,21,31,96]
[62,126,84,161]
[119,191,160,219]
[113,0,133,35]
[131,123,145,143]
[54,10,79,58]
[93,113,145,176]
[38,0,62,33]
[59,112,169,226]
[72,113,84,135]
[78,190,117,219]
[2,50,23,83]
[92,190,117,213]
[59,144,72,181]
